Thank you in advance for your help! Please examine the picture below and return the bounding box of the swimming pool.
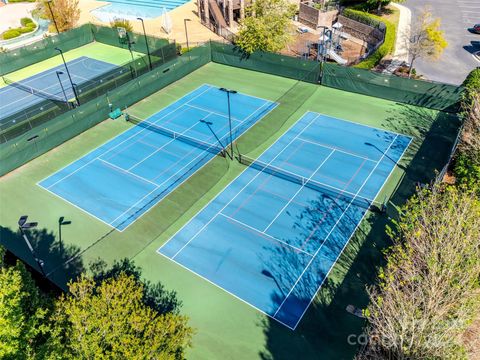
[91,0,189,21]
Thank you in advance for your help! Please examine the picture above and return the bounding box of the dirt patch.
[462,315,480,359]
[281,31,366,64]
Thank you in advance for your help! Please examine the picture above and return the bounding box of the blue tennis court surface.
[39,85,277,231]
[158,112,412,329]
[0,56,119,124]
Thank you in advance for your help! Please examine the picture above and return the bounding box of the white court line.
[157,111,413,329]
[42,86,213,190]
[219,213,314,257]
[156,249,297,330]
[117,97,279,232]
[184,103,242,122]
[310,111,408,138]
[97,158,159,187]
[126,114,210,171]
[108,93,278,229]
[297,137,378,162]
[288,135,413,330]
[35,86,213,182]
[39,180,116,229]
[272,134,399,321]
[263,149,335,233]
[169,115,320,260]
[1,57,116,108]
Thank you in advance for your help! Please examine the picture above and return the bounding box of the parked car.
[472,24,480,34]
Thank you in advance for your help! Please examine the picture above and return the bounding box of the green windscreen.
[0,44,211,176]
[210,42,321,84]
[321,63,462,112]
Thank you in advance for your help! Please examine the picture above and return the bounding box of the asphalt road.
[405,0,480,85]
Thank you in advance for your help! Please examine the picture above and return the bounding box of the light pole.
[219,88,237,159]
[199,119,228,158]
[46,0,59,34]
[184,18,191,52]
[58,216,72,254]
[18,216,46,277]
[317,25,328,83]
[55,47,80,106]
[55,71,69,104]
[137,17,153,70]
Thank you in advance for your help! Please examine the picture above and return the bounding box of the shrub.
[18,26,35,34]
[454,153,480,188]
[110,18,133,32]
[342,9,396,69]
[20,17,34,26]
[2,30,21,40]
[453,69,480,188]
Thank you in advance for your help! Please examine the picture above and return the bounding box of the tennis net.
[238,154,385,212]
[127,115,226,157]
[2,76,68,103]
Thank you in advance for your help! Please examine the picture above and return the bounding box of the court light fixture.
[219,88,237,159]
[18,216,46,277]
[46,0,59,34]
[184,19,191,52]
[55,71,69,104]
[199,119,229,158]
[55,47,80,106]
[137,18,153,71]
[58,216,72,253]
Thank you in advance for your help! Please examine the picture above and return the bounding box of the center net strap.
[238,154,383,211]
[3,76,67,103]
[127,115,225,157]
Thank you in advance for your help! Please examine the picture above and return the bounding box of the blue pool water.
[91,0,189,21]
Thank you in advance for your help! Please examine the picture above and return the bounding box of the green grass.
[0,63,460,359]
[0,42,143,86]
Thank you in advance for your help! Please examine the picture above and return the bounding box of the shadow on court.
[0,225,85,289]
[257,108,461,359]
[89,257,183,315]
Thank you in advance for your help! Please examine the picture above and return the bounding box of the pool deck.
[79,0,223,46]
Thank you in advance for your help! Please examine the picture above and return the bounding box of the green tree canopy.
[46,273,193,359]
[0,260,51,359]
[408,7,448,77]
[235,0,297,54]
[359,185,480,359]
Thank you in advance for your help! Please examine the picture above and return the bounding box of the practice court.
[0,56,119,123]
[39,85,277,230]
[159,112,412,329]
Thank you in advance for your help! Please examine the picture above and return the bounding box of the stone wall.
[337,14,384,46]
[298,2,338,28]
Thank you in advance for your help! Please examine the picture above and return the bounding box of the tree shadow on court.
[89,257,183,315]
[256,197,387,359]
[0,225,85,291]
[382,104,460,184]
[257,106,460,359]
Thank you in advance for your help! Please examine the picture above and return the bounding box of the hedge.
[1,18,37,40]
[453,68,480,187]
[341,9,396,69]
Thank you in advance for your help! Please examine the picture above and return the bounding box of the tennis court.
[0,56,120,121]
[38,84,277,231]
[159,111,412,329]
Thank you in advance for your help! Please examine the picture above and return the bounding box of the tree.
[408,7,448,77]
[364,0,405,14]
[358,185,480,359]
[235,0,297,54]
[0,260,52,359]
[110,18,133,32]
[46,273,193,359]
[38,0,80,32]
